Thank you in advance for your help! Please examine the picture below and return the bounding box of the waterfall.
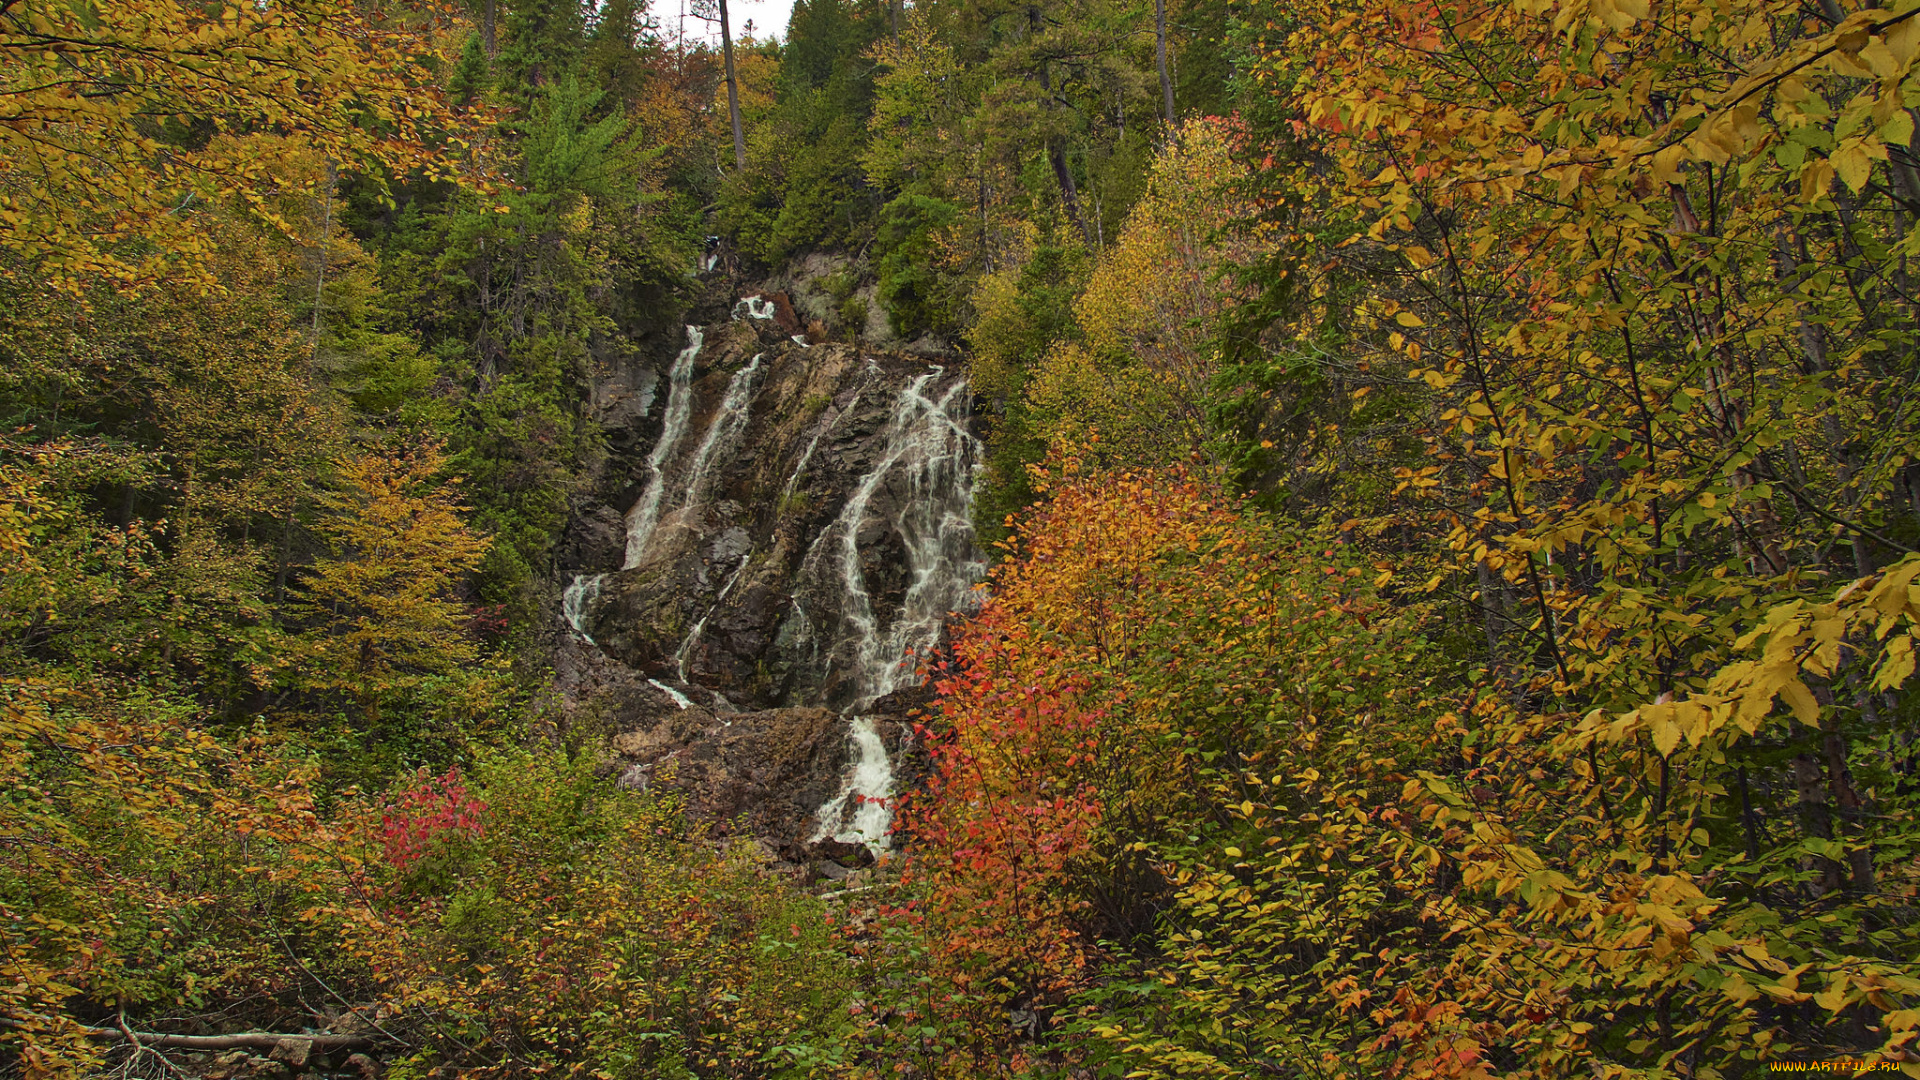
[677,354,762,515]
[800,370,982,855]
[807,369,983,708]
[647,678,693,710]
[623,326,703,570]
[781,385,864,503]
[561,573,606,643]
[808,715,895,852]
[675,548,752,684]
[733,296,776,320]
[777,596,820,667]
[577,326,985,858]
[780,421,830,504]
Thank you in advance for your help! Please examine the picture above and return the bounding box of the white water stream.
[647,678,694,710]
[623,326,704,570]
[675,549,752,684]
[561,573,606,643]
[676,354,762,515]
[806,368,983,707]
[733,296,776,320]
[802,368,983,853]
[567,324,982,856]
[780,365,877,503]
[807,716,895,848]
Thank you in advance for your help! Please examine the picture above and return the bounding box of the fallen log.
[3,1017,378,1054]
[96,1029,377,1052]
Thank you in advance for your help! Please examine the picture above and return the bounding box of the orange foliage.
[903,464,1407,1055]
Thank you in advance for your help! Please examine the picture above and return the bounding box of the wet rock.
[555,305,983,851]
[558,505,625,575]
[903,332,955,357]
[870,681,936,717]
[812,837,877,869]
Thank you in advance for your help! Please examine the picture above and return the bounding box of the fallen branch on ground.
[3,1017,380,1052]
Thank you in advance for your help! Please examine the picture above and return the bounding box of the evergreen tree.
[500,0,587,96]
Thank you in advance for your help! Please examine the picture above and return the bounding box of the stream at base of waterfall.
[562,315,984,854]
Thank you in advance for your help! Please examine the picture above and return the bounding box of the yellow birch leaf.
[1722,974,1760,1004]
[1883,109,1916,148]
[1833,139,1878,192]
[1651,143,1688,184]
[1888,17,1920,64]
[1873,635,1915,690]
[1801,158,1836,200]
[1780,679,1821,725]
[1860,38,1900,79]
[1651,713,1682,757]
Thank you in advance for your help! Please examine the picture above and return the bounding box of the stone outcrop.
[553,285,980,862]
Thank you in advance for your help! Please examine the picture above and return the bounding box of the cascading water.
[781,421,831,503]
[802,367,984,853]
[565,315,985,857]
[807,716,895,848]
[733,296,776,320]
[675,548,752,684]
[562,573,606,643]
[624,326,703,570]
[807,368,984,707]
[780,364,878,502]
[647,678,694,710]
[676,354,762,515]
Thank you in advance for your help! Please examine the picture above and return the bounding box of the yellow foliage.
[0,0,488,292]
[293,441,495,719]
[1024,118,1260,465]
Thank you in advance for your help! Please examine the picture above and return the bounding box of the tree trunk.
[1156,0,1174,126]
[310,160,335,372]
[1824,724,1875,892]
[483,0,496,56]
[1035,63,1091,245]
[1793,750,1844,895]
[1476,560,1502,664]
[1048,144,1091,245]
[720,0,746,172]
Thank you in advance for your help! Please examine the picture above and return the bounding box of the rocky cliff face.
[552,291,980,868]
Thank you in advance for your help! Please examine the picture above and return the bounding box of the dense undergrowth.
[7,0,1920,1073]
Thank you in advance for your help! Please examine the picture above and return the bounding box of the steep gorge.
[550,282,984,864]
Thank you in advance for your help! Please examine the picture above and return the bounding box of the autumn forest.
[5,0,1920,1075]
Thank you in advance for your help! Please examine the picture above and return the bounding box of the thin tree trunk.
[720,0,746,171]
[1156,0,1174,126]
[483,0,496,56]
[310,160,335,372]
[72,1026,376,1054]
[1824,722,1875,892]
[1035,63,1090,244]
[1048,144,1090,244]
[1476,560,1502,663]
[1794,750,1844,895]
